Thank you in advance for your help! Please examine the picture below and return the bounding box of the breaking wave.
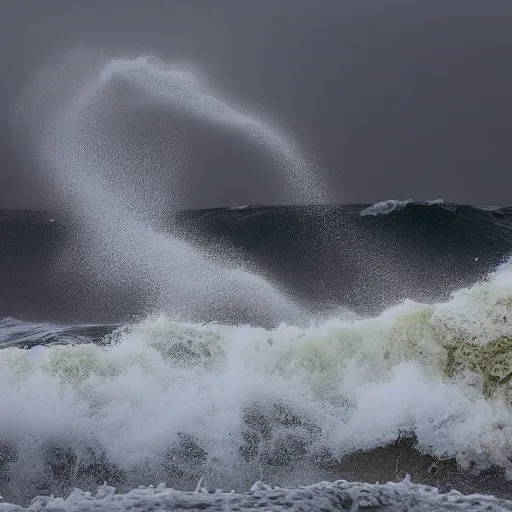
[2,258,512,503]
[360,199,414,216]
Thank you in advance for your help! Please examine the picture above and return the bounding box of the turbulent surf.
[3,48,512,510]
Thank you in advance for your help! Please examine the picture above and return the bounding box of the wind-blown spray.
[14,49,328,324]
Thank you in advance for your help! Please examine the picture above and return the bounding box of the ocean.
[2,203,512,511]
[3,50,512,510]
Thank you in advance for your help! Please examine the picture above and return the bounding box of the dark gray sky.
[1,0,512,208]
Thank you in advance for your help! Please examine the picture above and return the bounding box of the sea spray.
[13,49,329,325]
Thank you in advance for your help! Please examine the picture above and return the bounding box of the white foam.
[2,479,511,511]
[360,199,414,216]
[1,261,512,501]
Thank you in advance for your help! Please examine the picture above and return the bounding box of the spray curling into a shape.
[14,49,329,324]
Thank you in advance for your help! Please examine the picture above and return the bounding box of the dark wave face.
[2,202,512,507]
[1,202,511,324]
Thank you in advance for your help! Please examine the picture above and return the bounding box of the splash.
[2,261,512,502]
[13,49,329,324]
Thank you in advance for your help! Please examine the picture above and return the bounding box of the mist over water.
[14,49,329,325]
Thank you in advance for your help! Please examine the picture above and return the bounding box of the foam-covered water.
[4,479,512,511]
[1,260,512,503]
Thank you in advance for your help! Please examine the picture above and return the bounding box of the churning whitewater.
[3,49,512,510]
[2,259,512,507]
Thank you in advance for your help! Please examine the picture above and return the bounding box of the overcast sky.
[1,0,512,208]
